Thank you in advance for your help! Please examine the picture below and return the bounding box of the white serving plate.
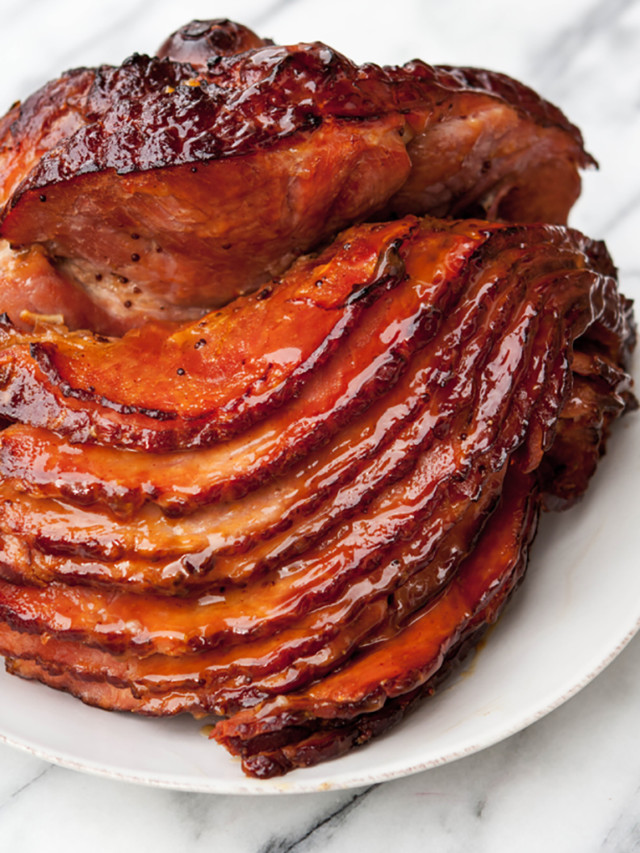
[0,369,638,794]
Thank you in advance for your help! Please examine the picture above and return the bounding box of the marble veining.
[0,1,639,851]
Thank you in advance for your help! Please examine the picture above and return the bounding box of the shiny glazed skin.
[0,19,593,333]
[0,279,630,663]
[156,19,272,65]
[10,215,583,458]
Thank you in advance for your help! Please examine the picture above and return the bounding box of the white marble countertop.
[0,0,639,850]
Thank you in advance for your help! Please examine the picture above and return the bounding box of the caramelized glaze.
[0,21,592,331]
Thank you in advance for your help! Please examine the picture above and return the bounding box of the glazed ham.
[0,20,635,779]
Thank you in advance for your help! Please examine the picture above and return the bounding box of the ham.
[0,19,634,779]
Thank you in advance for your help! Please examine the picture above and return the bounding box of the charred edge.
[27,341,178,422]
[432,63,594,164]
[345,237,408,306]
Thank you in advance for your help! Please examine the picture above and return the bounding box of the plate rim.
[2,622,638,795]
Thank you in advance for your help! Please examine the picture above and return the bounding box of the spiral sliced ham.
[0,19,635,779]
[0,213,636,775]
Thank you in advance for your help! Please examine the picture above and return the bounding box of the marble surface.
[0,0,639,849]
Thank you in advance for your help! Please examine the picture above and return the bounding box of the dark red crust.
[0,20,594,331]
[2,42,593,196]
[1,50,587,189]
